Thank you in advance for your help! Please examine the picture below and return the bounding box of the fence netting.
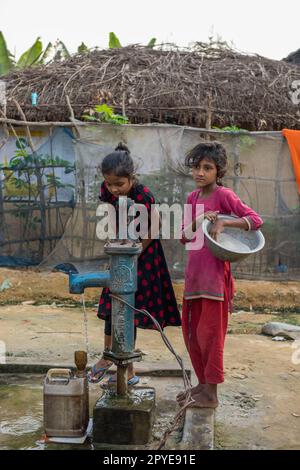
[1,123,299,280]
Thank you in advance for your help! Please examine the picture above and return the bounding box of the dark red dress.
[97,181,181,330]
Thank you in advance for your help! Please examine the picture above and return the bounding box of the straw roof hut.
[2,43,300,130]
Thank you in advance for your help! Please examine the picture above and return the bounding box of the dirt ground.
[1,267,300,312]
[0,268,300,449]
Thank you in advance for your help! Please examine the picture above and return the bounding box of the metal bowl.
[202,215,265,262]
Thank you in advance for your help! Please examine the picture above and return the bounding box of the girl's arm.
[182,211,219,242]
[209,217,249,241]
[210,188,263,241]
[180,192,219,244]
[134,185,160,254]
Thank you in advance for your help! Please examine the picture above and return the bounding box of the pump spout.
[69,271,110,294]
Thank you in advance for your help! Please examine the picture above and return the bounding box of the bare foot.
[186,391,219,409]
[176,384,205,403]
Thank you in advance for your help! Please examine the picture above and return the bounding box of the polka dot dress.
[97,181,181,330]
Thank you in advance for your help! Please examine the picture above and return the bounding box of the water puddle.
[0,374,182,450]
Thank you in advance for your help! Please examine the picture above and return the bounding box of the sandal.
[100,375,140,389]
[87,362,113,384]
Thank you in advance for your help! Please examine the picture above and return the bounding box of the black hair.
[101,142,135,178]
[185,141,228,183]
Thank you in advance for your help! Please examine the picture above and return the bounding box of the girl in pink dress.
[177,141,263,408]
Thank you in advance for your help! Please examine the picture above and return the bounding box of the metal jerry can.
[43,352,89,437]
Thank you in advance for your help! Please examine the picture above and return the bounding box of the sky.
[1,0,299,61]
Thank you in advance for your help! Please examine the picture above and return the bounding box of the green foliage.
[147,38,157,48]
[17,37,43,68]
[39,42,54,64]
[4,139,75,200]
[0,30,162,77]
[77,42,89,54]
[213,125,256,151]
[82,103,129,124]
[0,32,75,75]
[53,40,71,61]
[109,32,122,49]
[0,31,14,75]
[213,125,242,132]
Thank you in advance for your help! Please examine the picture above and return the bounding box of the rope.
[81,293,90,358]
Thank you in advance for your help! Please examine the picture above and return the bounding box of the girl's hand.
[209,218,225,241]
[204,211,219,223]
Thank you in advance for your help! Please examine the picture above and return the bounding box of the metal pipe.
[69,271,110,294]
[116,364,128,396]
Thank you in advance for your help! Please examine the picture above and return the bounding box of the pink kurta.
[181,186,263,307]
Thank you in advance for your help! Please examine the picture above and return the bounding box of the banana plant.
[53,39,71,61]
[17,37,43,69]
[147,38,156,48]
[0,31,14,76]
[109,32,122,49]
[77,42,89,54]
[39,42,54,64]
[0,33,71,75]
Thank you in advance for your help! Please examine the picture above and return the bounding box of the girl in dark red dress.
[88,143,181,385]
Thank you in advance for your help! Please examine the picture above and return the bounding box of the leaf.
[17,37,43,68]
[109,32,122,49]
[64,167,75,174]
[112,113,129,124]
[147,38,156,48]
[39,42,53,64]
[53,40,71,62]
[0,31,13,76]
[81,114,98,121]
[77,42,89,54]
[58,41,71,59]
[9,156,24,167]
[15,137,28,150]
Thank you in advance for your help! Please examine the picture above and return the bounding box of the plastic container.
[31,92,38,106]
[43,368,89,437]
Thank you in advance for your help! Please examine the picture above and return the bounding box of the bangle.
[242,216,252,231]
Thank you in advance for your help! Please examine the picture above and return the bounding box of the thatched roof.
[283,48,300,65]
[3,43,300,130]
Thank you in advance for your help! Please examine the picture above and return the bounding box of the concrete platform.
[93,387,156,445]
[180,408,214,450]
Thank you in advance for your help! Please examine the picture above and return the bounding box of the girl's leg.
[197,298,228,386]
[190,297,228,407]
[178,299,206,402]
